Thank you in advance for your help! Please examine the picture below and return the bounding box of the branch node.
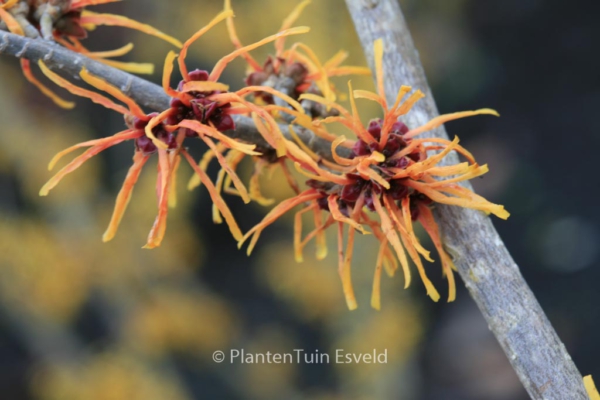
[15,40,30,58]
[15,42,29,58]
[362,0,379,9]
[122,75,134,98]
[43,48,54,62]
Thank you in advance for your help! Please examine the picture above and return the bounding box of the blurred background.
[0,0,598,399]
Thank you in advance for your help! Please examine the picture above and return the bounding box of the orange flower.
[239,39,509,310]
[37,61,178,247]
[224,0,370,109]
[0,0,181,107]
[36,62,249,249]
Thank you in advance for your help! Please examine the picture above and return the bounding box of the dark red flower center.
[308,118,430,219]
[165,69,235,133]
[132,114,177,155]
[245,56,309,104]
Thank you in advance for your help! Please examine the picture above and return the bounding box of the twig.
[0,30,346,161]
[343,0,587,398]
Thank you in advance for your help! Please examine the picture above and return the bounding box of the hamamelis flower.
[0,0,182,43]
[149,9,308,159]
[36,62,253,249]
[238,39,509,310]
[37,61,177,247]
[0,0,181,107]
[224,0,370,113]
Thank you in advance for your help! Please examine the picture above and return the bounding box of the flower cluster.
[37,2,508,309]
[238,39,508,309]
[0,0,181,107]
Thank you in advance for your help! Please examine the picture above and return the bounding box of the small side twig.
[344,0,587,399]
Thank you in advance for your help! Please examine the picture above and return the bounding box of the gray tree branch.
[343,0,587,399]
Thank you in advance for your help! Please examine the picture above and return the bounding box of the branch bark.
[344,0,587,398]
